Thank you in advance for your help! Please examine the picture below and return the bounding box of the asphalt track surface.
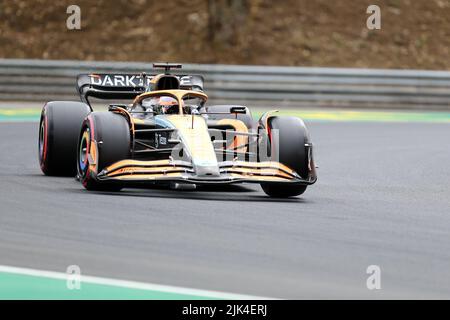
[1,119,450,299]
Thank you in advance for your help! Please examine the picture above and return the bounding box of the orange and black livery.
[38,63,317,197]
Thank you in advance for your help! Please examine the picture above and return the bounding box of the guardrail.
[0,59,449,110]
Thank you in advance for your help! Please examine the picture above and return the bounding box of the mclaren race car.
[38,64,317,197]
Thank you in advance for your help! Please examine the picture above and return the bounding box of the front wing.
[96,159,317,186]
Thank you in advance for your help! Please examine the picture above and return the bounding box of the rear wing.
[76,73,204,105]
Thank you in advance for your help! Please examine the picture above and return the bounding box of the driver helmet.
[159,96,179,114]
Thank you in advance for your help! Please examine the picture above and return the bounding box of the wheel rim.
[78,128,90,177]
[38,115,46,163]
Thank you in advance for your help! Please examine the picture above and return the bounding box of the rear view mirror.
[230,106,247,114]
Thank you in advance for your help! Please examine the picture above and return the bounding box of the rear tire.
[260,116,310,198]
[77,112,130,191]
[39,101,91,176]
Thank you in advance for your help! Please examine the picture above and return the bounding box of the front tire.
[39,101,91,176]
[260,116,311,198]
[77,112,130,191]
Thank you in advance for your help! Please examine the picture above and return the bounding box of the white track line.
[0,265,274,300]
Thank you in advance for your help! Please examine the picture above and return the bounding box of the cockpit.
[131,91,207,118]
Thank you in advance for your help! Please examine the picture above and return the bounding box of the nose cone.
[166,115,220,177]
[193,160,220,177]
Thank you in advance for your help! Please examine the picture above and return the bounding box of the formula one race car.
[38,64,317,197]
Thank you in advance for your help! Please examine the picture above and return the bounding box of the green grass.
[0,272,216,300]
[1,107,450,123]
